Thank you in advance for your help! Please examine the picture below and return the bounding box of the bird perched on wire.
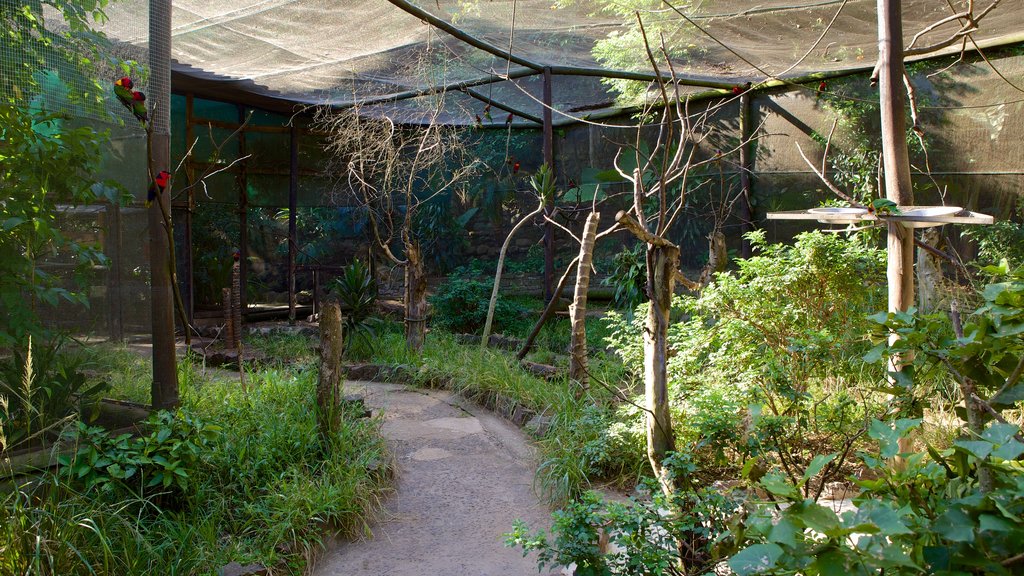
[130,90,148,124]
[505,113,514,126]
[146,171,170,208]
[868,198,901,216]
[114,76,135,112]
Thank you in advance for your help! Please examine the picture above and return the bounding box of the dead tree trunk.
[617,210,678,494]
[405,243,427,353]
[569,212,600,394]
[482,201,545,347]
[645,243,679,495]
[317,301,344,438]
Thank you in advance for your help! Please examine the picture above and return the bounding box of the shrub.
[430,275,526,334]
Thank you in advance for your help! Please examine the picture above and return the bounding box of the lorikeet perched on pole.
[114,76,135,112]
[131,90,148,124]
[147,171,171,208]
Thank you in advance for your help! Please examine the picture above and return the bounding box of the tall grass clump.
[0,354,390,575]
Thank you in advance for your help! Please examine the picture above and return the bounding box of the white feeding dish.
[899,206,963,228]
[807,207,867,224]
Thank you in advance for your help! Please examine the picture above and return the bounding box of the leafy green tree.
[0,0,120,344]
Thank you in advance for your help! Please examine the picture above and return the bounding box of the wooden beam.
[463,87,544,125]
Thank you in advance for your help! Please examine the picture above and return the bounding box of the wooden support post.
[738,93,755,259]
[317,301,344,438]
[237,105,249,316]
[878,0,915,316]
[542,67,555,302]
[222,287,234,348]
[183,93,195,325]
[288,125,298,325]
[148,0,178,410]
[231,261,242,349]
[106,201,124,341]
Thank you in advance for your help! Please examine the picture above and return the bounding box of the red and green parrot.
[147,170,170,208]
[114,76,135,112]
[130,90,148,124]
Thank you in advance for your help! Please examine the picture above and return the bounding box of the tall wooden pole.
[148,0,178,409]
[183,93,195,325]
[237,105,249,316]
[542,67,555,302]
[288,126,298,325]
[877,0,915,316]
[738,93,754,259]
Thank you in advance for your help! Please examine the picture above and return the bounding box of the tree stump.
[317,302,344,438]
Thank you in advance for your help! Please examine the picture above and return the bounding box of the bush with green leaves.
[3,354,391,575]
[509,456,740,576]
[429,275,527,335]
[60,409,220,500]
[602,243,647,313]
[604,230,886,470]
[327,259,380,355]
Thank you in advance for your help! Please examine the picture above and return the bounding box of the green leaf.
[978,514,1014,532]
[761,472,801,500]
[992,439,1024,460]
[802,453,836,484]
[864,503,912,536]
[933,508,975,542]
[793,502,840,534]
[2,217,26,231]
[862,343,886,364]
[990,384,1024,408]
[767,517,799,547]
[954,440,993,460]
[729,543,784,575]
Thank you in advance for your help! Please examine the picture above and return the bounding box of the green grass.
[1,352,391,575]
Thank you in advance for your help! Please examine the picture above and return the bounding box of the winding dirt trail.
[313,381,562,576]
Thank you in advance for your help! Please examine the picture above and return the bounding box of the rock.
[520,360,560,380]
[525,415,552,438]
[823,481,858,501]
[510,404,536,427]
[342,394,372,418]
[219,562,267,576]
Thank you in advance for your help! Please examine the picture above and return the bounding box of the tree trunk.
[645,243,679,496]
[569,212,600,393]
[405,243,427,352]
[516,258,578,360]
[482,202,545,347]
[317,301,344,438]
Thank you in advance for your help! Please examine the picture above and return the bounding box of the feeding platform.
[767,206,994,228]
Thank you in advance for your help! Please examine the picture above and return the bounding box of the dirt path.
[313,381,562,576]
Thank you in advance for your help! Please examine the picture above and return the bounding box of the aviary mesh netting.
[4,0,1023,332]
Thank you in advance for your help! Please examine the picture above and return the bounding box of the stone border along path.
[313,380,563,576]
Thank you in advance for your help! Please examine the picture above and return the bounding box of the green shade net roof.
[84,0,1024,125]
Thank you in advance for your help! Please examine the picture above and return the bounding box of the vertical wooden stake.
[222,287,234,348]
[288,125,299,325]
[738,93,755,259]
[231,261,242,350]
[317,301,344,438]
